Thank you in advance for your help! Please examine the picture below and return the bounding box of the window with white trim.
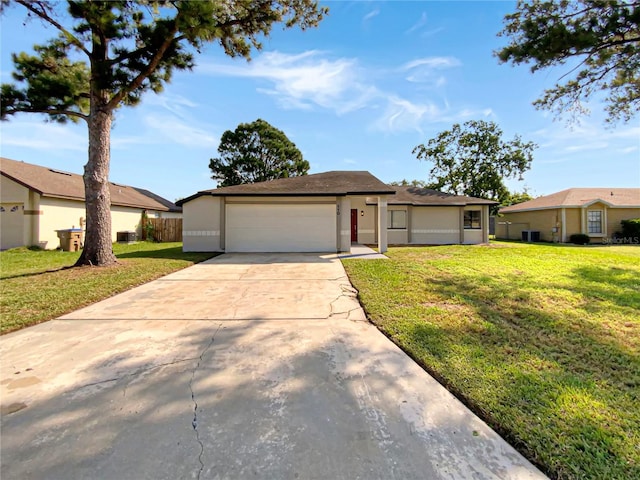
[387,210,407,229]
[587,210,602,234]
[464,210,481,229]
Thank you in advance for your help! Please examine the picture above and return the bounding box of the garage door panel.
[226,204,336,252]
[0,203,24,250]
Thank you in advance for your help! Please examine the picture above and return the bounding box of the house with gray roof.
[498,188,640,243]
[0,157,181,250]
[177,172,497,253]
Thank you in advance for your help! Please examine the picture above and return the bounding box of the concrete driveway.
[1,253,546,480]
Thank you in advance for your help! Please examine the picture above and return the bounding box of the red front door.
[350,209,358,242]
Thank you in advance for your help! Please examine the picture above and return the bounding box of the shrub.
[620,218,640,237]
[569,233,590,245]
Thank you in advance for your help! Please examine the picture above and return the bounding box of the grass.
[1,242,216,334]
[342,242,640,480]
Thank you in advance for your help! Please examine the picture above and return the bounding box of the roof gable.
[1,157,177,211]
[500,188,640,213]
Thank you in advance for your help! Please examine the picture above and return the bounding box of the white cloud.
[402,56,462,84]
[372,97,494,134]
[363,9,380,23]
[405,12,427,35]
[531,120,639,164]
[143,115,218,148]
[144,93,198,119]
[373,96,441,133]
[200,50,492,134]
[618,146,639,154]
[0,121,86,151]
[343,158,358,165]
[199,50,376,114]
[402,57,461,71]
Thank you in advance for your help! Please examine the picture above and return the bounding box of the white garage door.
[0,203,24,250]
[226,203,336,252]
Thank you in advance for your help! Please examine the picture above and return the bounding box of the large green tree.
[412,120,537,205]
[497,0,640,124]
[210,118,309,187]
[1,0,326,266]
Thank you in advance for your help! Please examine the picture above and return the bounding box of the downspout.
[561,208,566,243]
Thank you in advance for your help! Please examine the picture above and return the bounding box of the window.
[587,210,602,234]
[387,210,407,229]
[464,210,481,229]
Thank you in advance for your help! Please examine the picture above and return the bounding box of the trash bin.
[117,231,137,243]
[56,228,83,251]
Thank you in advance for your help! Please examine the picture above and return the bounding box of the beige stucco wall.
[349,197,376,245]
[498,205,640,243]
[1,175,30,203]
[608,208,640,236]
[39,198,87,249]
[497,209,561,242]
[387,206,408,244]
[463,206,489,244]
[411,206,460,244]
[111,206,147,239]
[182,196,222,252]
[39,198,159,248]
[160,211,183,219]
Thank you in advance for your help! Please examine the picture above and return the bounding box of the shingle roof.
[1,157,177,211]
[133,187,182,212]
[177,171,396,205]
[375,185,498,206]
[500,188,640,213]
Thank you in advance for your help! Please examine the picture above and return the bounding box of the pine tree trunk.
[75,103,118,267]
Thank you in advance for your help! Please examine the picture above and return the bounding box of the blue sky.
[1,1,639,202]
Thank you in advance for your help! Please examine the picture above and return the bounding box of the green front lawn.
[342,242,639,480]
[0,242,215,334]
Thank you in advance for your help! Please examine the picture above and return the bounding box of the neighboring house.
[177,171,496,253]
[0,157,182,250]
[497,188,640,243]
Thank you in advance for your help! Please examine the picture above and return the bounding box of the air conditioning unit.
[521,230,540,242]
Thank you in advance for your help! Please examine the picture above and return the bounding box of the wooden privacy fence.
[144,218,183,242]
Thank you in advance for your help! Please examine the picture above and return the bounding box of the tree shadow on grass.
[570,265,640,309]
[377,270,640,479]
[116,247,219,262]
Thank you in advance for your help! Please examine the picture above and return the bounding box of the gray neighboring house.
[177,171,496,253]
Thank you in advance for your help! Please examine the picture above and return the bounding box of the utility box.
[56,228,83,252]
[521,230,541,242]
[117,231,137,243]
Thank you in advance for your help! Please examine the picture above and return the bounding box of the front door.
[350,209,358,242]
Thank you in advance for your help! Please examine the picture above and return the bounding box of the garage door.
[0,203,24,250]
[226,203,336,252]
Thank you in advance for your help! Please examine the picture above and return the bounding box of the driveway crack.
[190,324,222,480]
[328,283,364,320]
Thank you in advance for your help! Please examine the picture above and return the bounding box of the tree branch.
[15,0,91,58]
[5,106,89,121]
[109,34,187,66]
[106,19,182,109]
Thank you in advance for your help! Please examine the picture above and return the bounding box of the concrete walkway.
[1,253,546,480]
[338,244,388,260]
